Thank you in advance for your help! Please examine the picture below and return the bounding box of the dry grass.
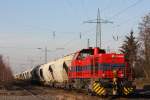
[135,78,150,89]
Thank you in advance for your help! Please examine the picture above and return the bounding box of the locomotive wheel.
[64,84,72,90]
[87,89,94,96]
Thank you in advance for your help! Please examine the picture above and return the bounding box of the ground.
[0,84,150,100]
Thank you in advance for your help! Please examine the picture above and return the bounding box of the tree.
[120,30,139,78]
[0,55,13,83]
[138,13,150,79]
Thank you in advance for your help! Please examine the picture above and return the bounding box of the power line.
[58,25,96,51]
[65,0,80,17]
[84,8,113,48]
[0,46,40,50]
[114,11,146,27]
[110,0,142,19]
[100,0,113,13]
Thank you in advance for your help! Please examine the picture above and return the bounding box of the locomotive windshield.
[77,48,94,59]
[75,48,106,60]
[98,49,105,53]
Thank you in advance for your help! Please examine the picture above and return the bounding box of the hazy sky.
[0,0,149,74]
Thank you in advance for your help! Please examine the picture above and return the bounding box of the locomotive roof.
[79,47,106,54]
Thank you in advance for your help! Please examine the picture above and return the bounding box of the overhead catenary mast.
[84,8,113,48]
[87,38,90,48]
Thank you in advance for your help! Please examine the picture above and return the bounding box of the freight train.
[15,47,135,96]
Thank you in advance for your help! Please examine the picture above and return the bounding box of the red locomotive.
[68,47,134,96]
[15,47,134,96]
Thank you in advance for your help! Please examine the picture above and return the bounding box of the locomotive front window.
[77,49,94,59]
[98,49,106,54]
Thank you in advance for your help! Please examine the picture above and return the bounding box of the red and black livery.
[68,47,134,96]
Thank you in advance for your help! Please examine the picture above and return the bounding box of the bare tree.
[138,13,150,79]
[0,55,13,84]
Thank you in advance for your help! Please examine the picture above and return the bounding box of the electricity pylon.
[84,8,113,48]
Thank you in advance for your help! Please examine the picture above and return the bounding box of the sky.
[0,0,149,74]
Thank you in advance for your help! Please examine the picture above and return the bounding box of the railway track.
[0,82,58,100]
[19,87,49,100]
[0,81,101,100]
[0,81,150,100]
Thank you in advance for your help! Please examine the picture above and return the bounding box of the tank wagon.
[15,47,135,96]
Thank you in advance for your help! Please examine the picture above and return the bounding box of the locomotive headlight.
[120,73,124,77]
[102,73,105,77]
[112,55,115,58]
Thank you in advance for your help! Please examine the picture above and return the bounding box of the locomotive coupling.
[112,77,118,95]
[92,82,106,96]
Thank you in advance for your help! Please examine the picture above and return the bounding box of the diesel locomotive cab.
[69,47,134,96]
